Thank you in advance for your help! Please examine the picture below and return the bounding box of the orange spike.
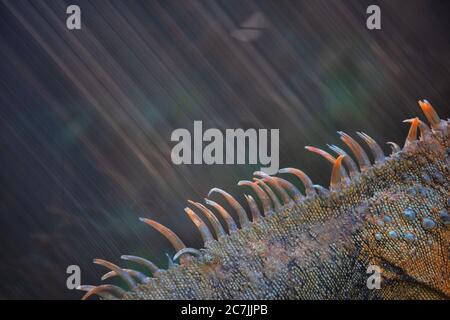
[327,145,360,177]
[403,118,431,140]
[404,117,420,148]
[253,172,292,206]
[204,198,238,233]
[184,208,214,244]
[338,132,371,172]
[79,284,126,300]
[271,176,304,203]
[121,255,161,276]
[305,146,351,181]
[139,218,186,253]
[278,168,316,197]
[238,181,272,216]
[208,188,250,228]
[244,194,262,221]
[418,100,441,130]
[93,259,136,289]
[188,200,226,238]
[305,146,336,163]
[356,132,385,164]
[253,178,282,213]
[330,155,345,191]
[101,269,149,284]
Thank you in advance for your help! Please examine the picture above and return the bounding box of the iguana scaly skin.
[79,100,450,300]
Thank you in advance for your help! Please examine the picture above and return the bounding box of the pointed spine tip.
[207,188,218,197]
[330,154,345,190]
[184,207,214,244]
[404,117,420,148]
[253,171,269,177]
[418,99,441,130]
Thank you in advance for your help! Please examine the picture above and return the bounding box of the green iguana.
[78,99,449,299]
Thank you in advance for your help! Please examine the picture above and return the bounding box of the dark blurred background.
[0,0,448,299]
